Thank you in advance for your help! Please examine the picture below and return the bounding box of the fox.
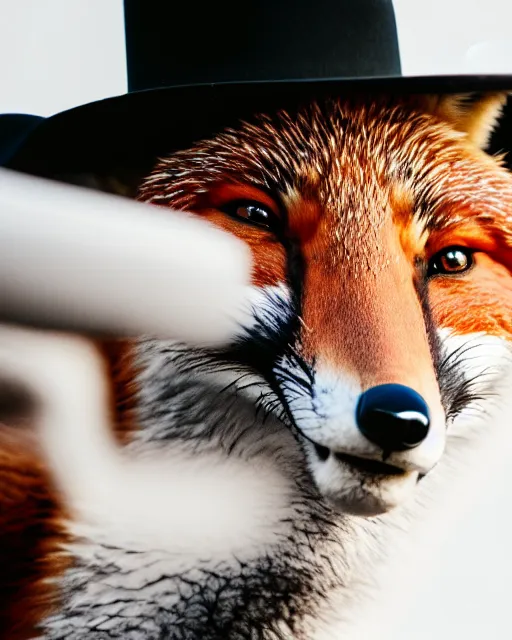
[1,92,512,640]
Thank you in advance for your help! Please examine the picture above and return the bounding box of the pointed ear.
[421,92,509,150]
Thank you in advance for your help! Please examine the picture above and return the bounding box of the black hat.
[2,0,512,179]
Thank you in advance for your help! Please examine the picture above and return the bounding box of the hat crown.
[125,0,402,93]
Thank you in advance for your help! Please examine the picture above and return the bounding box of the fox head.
[139,93,512,516]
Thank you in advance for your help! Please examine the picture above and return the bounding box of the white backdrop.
[0,0,126,116]
[1,2,512,639]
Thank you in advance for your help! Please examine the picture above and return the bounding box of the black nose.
[356,384,430,452]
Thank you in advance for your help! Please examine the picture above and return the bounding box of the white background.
[0,0,126,116]
[1,2,512,639]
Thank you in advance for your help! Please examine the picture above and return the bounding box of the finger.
[0,168,252,346]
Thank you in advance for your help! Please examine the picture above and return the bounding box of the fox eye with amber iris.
[220,200,282,232]
[427,246,475,278]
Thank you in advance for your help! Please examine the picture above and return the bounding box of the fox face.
[139,94,512,516]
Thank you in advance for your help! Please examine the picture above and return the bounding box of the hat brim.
[7,74,512,178]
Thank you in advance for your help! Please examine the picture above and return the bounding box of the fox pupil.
[428,246,473,277]
[239,204,269,224]
[222,199,277,229]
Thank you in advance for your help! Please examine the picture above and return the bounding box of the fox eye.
[428,246,474,277]
[221,200,280,231]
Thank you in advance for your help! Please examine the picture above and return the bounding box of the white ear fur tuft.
[423,92,509,150]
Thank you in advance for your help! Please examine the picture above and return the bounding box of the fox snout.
[280,228,447,515]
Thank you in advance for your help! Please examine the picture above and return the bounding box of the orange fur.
[0,429,67,640]
[141,94,512,371]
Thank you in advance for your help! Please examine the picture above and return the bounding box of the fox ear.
[422,92,509,150]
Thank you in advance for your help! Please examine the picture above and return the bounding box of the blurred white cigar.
[0,168,252,347]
